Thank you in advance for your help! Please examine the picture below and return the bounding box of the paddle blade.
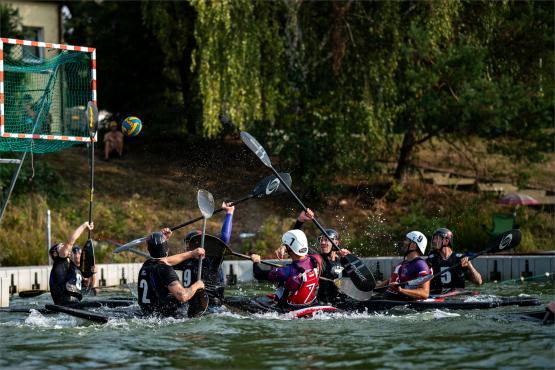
[340,254,376,292]
[489,229,521,253]
[113,237,147,253]
[187,290,209,318]
[240,131,272,167]
[85,101,99,136]
[188,234,228,258]
[252,173,292,198]
[197,189,215,219]
[80,239,96,278]
[18,289,47,298]
[334,278,373,301]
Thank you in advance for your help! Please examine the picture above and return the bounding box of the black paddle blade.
[187,289,209,318]
[240,131,272,167]
[18,289,47,298]
[340,254,376,292]
[188,234,227,258]
[85,101,99,136]
[80,239,96,278]
[252,173,292,198]
[489,229,521,253]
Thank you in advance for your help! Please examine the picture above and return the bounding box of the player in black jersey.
[138,228,205,316]
[427,228,482,294]
[49,221,93,305]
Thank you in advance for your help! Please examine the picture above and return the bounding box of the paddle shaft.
[115,193,255,252]
[266,168,341,251]
[198,216,207,282]
[88,133,94,239]
[229,249,282,268]
[170,193,253,232]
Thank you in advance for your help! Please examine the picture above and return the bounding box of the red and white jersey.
[286,267,320,306]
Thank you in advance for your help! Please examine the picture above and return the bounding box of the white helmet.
[281,229,309,257]
[406,231,427,255]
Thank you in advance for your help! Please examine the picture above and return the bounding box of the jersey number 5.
[440,267,452,284]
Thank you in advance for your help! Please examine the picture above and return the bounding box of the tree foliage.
[62,0,553,191]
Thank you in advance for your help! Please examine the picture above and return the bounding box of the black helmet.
[433,228,453,246]
[318,228,339,243]
[147,232,169,258]
[184,230,202,245]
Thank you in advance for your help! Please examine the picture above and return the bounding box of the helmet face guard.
[432,228,453,250]
[147,232,170,258]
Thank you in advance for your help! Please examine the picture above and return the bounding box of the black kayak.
[223,295,541,315]
[0,299,135,314]
[337,296,541,312]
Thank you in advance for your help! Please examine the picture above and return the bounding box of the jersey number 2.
[139,279,151,304]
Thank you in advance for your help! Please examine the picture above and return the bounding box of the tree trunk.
[394,130,415,181]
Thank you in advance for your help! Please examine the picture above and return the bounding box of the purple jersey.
[386,257,430,294]
[267,254,322,292]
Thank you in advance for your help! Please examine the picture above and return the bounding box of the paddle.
[187,189,215,318]
[81,101,98,278]
[377,229,522,291]
[113,173,291,254]
[240,131,376,292]
[18,289,48,298]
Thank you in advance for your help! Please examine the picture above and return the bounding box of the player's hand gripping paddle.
[240,131,376,291]
[81,101,98,278]
[113,173,291,254]
[187,189,215,318]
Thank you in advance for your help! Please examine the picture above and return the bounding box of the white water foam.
[24,309,79,328]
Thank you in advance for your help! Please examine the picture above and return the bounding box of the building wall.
[3,1,60,43]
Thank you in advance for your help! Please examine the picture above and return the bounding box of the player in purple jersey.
[376,231,431,301]
[251,229,323,307]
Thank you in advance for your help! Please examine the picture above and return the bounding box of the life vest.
[49,258,83,305]
[138,259,180,316]
[285,256,320,306]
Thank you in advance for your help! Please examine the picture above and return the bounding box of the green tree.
[0,3,24,38]
[142,1,199,134]
[391,1,554,179]
[63,1,168,126]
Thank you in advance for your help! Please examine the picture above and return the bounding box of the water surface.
[1,282,553,369]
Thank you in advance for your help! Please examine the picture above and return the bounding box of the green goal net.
[0,38,96,154]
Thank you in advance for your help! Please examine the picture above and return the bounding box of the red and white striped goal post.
[0,38,97,142]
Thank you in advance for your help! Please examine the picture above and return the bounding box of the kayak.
[223,296,337,318]
[0,299,135,314]
[223,294,541,315]
[337,296,542,312]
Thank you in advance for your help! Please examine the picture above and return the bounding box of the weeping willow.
[191,0,285,137]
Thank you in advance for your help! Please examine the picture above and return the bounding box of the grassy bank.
[0,136,553,266]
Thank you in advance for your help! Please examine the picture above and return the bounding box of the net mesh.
[1,41,93,153]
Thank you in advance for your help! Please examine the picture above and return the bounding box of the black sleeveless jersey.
[427,252,467,293]
[49,258,83,305]
[317,254,345,303]
[174,255,225,304]
[138,259,180,316]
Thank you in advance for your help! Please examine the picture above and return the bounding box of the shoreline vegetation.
[0,135,552,267]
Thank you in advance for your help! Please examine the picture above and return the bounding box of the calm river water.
[1,282,553,369]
